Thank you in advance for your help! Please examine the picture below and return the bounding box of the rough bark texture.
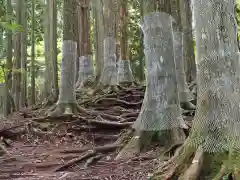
[12,0,22,110]
[92,0,104,83]
[171,0,195,110]
[20,0,27,108]
[116,10,186,160]
[30,0,36,105]
[179,0,196,83]
[75,0,94,90]
[153,0,240,179]
[47,0,80,117]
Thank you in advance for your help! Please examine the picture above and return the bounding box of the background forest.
[0,0,239,179]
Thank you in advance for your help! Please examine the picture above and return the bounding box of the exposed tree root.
[57,144,122,154]
[54,150,96,172]
[46,103,87,117]
[115,128,186,160]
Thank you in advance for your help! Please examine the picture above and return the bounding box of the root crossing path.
[0,85,194,180]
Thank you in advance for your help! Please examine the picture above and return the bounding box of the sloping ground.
[0,85,194,180]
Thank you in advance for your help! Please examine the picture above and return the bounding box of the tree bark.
[75,0,94,90]
[49,0,59,101]
[179,0,196,83]
[12,0,22,110]
[118,0,133,85]
[47,0,81,117]
[116,1,186,159]
[20,0,27,108]
[31,0,36,105]
[92,0,104,83]
[170,0,195,110]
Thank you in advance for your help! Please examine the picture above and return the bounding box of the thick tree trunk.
[116,4,186,159]
[153,0,240,179]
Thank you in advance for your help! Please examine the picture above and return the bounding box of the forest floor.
[0,85,194,180]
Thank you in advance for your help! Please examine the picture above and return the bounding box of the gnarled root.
[153,139,197,180]
[46,103,87,117]
[115,128,186,160]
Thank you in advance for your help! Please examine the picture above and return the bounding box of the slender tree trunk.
[13,0,22,110]
[49,0,59,101]
[170,0,195,110]
[138,0,145,82]
[118,0,133,85]
[47,0,82,117]
[44,0,52,99]
[179,0,196,82]
[30,0,36,105]
[20,0,27,108]
[92,0,104,83]
[75,0,94,90]
[5,0,14,113]
[0,28,3,57]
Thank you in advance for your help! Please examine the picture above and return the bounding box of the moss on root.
[152,140,240,180]
[115,128,186,160]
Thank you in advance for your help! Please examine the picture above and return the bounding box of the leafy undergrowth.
[0,85,209,180]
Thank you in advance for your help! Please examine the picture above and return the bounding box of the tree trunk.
[75,0,94,90]
[138,0,145,82]
[20,0,27,108]
[49,0,59,101]
[96,0,118,88]
[47,0,82,117]
[179,0,196,83]
[153,0,240,179]
[116,0,186,159]
[5,0,13,114]
[92,0,104,84]
[170,0,195,110]
[43,0,52,100]
[30,0,36,105]
[117,0,133,86]
[12,0,22,110]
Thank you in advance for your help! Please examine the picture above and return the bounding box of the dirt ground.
[0,85,193,180]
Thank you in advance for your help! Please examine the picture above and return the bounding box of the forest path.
[0,85,163,180]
